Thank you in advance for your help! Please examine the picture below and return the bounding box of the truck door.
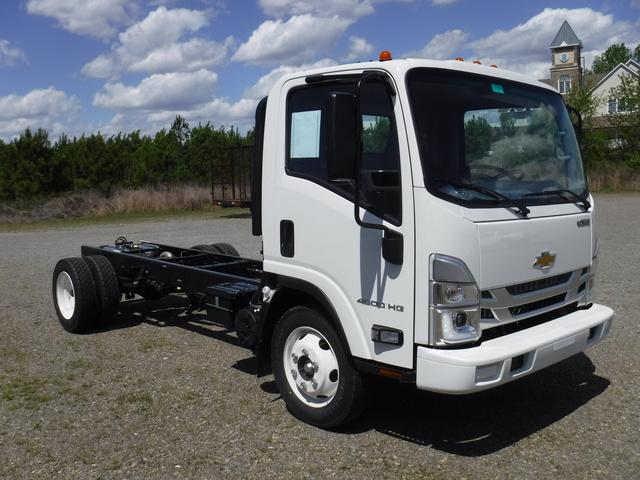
[263,72,416,368]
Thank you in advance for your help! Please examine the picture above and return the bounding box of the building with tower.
[540,20,639,119]
[541,20,583,94]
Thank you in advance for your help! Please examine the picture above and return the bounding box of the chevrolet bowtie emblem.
[533,251,556,270]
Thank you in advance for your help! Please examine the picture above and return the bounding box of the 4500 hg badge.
[357,298,404,312]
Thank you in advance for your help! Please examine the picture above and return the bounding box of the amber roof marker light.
[455,57,464,61]
[379,50,392,61]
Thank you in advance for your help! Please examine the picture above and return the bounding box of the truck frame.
[53,54,614,429]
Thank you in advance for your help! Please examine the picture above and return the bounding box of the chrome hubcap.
[56,271,75,320]
[283,326,339,408]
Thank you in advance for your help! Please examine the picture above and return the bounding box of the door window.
[286,79,402,225]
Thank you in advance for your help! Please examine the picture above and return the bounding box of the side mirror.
[382,229,403,265]
[326,92,357,181]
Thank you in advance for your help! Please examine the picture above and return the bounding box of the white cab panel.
[477,211,591,288]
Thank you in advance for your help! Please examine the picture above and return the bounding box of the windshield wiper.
[436,180,531,217]
[524,189,590,211]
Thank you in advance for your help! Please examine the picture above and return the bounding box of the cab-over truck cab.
[254,57,613,425]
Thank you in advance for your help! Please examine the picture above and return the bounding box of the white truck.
[52,54,614,429]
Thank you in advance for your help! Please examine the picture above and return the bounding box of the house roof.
[626,59,640,73]
[550,20,582,48]
[590,62,639,93]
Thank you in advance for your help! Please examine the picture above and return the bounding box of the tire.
[84,255,120,323]
[52,257,99,333]
[271,306,367,429]
[190,244,220,254]
[211,243,239,256]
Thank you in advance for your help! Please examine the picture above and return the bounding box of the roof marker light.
[455,57,464,61]
[379,50,392,61]
[490,64,498,68]
[473,60,482,64]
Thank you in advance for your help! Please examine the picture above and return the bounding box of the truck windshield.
[406,68,588,208]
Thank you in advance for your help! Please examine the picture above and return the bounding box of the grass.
[0,376,53,409]
[0,185,251,231]
[116,391,154,412]
[588,167,640,192]
[0,206,250,232]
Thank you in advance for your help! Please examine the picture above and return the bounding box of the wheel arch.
[259,277,353,359]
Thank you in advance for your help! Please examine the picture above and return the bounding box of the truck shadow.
[345,353,609,456]
[104,296,610,456]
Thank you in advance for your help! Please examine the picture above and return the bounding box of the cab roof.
[273,58,558,95]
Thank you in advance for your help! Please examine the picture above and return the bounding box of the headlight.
[433,282,479,307]
[429,254,481,346]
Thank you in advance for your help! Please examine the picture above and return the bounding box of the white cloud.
[470,8,640,78]
[26,0,137,39]
[93,69,218,110]
[128,37,234,73]
[405,29,468,59]
[82,6,229,78]
[0,87,78,120]
[431,0,459,5]
[0,87,80,139]
[117,6,208,53]
[344,36,374,61]
[0,40,27,66]
[259,0,375,18]
[98,96,257,138]
[232,14,351,65]
[146,98,257,125]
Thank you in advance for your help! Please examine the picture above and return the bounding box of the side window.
[362,115,391,154]
[286,80,401,225]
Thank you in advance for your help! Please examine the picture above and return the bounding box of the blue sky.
[0,0,639,140]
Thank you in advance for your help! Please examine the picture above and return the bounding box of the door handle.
[280,220,294,257]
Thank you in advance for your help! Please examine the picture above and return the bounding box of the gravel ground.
[0,195,638,479]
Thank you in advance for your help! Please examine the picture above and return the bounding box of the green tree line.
[0,116,254,201]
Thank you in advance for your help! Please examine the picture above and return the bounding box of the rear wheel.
[271,306,367,429]
[211,242,239,256]
[52,258,99,332]
[84,255,120,323]
[190,244,220,254]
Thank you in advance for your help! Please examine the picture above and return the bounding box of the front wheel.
[271,306,367,428]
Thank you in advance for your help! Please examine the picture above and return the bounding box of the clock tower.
[549,20,582,94]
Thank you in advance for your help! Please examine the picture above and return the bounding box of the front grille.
[509,293,566,316]
[481,308,495,319]
[506,272,571,296]
[480,302,579,342]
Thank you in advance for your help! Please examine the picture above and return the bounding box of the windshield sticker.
[491,83,505,94]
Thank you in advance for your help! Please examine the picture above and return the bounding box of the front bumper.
[416,303,614,394]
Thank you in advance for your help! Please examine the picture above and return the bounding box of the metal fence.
[208,145,253,206]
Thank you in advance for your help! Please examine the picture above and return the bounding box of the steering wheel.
[470,163,523,180]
